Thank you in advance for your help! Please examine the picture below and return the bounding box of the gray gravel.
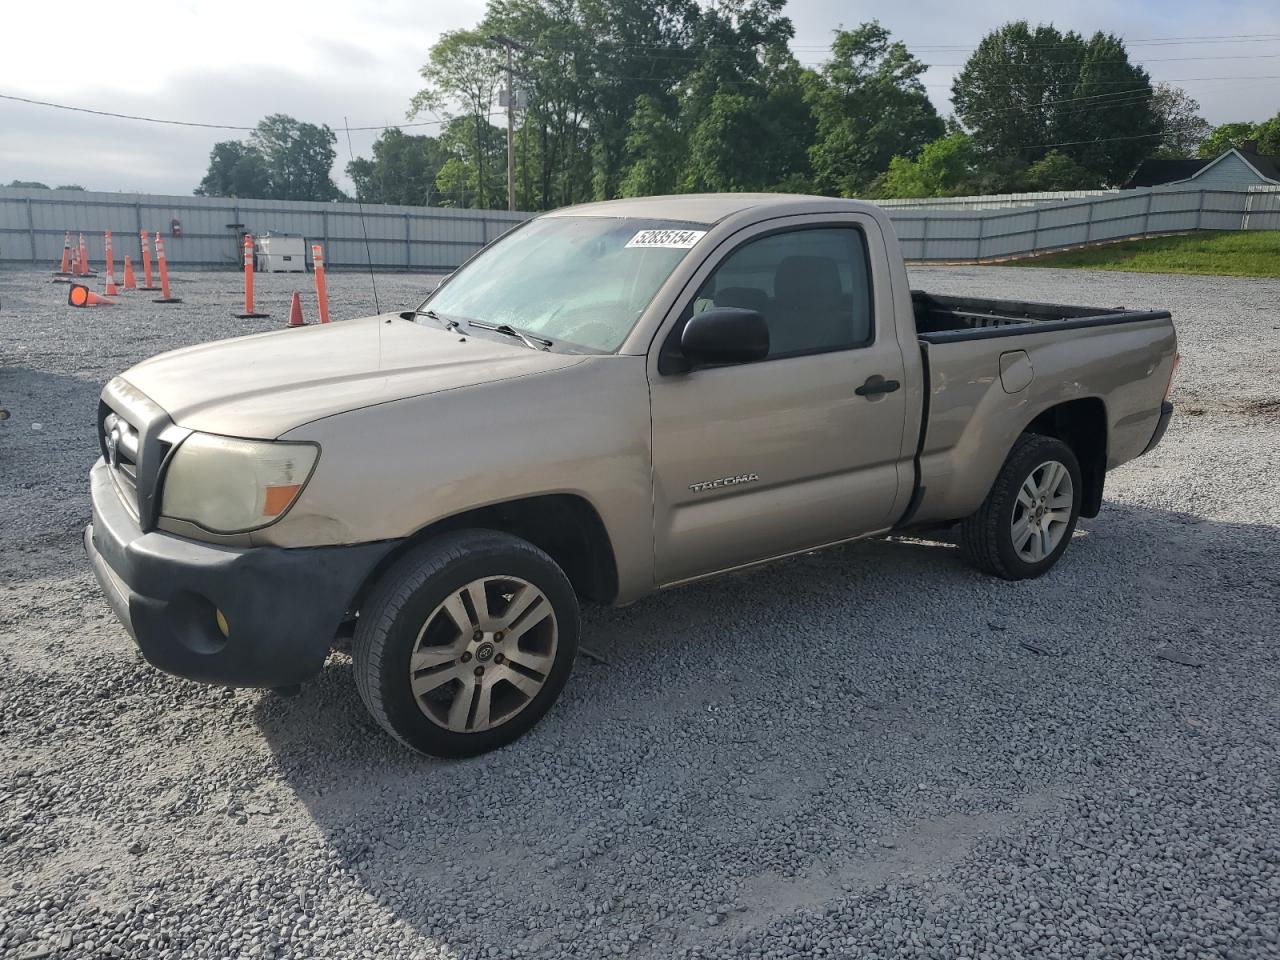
[2,263,1278,960]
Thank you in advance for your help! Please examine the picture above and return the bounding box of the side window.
[693,227,873,358]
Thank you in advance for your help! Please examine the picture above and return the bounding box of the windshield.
[421,216,709,352]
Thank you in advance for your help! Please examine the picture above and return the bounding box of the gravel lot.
[1,264,1277,960]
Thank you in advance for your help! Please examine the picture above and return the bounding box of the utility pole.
[490,34,526,212]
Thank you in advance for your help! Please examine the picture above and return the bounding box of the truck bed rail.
[912,292,1172,344]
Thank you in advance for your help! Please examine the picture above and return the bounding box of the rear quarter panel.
[913,317,1177,524]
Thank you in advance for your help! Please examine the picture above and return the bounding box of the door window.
[691,227,873,358]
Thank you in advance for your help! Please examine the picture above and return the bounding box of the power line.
[570,33,1280,54]
[925,73,1280,89]
[3,68,1270,143]
[920,52,1280,67]
[0,91,498,133]
[527,39,1280,68]
[1020,123,1212,150]
[0,93,257,130]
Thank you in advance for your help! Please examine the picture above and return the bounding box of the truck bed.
[911,292,1171,343]
[905,289,1178,530]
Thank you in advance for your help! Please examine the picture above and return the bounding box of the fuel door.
[999,350,1033,394]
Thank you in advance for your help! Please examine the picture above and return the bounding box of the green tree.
[952,22,1158,185]
[1198,116,1280,158]
[618,94,683,197]
[195,140,271,198]
[1055,32,1159,183]
[54,184,86,191]
[347,128,446,205]
[433,115,508,208]
[412,29,507,209]
[674,0,806,192]
[951,23,1075,163]
[1021,151,1096,191]
[875,133,979,198]
[487,0,599,208]
[249,114,341,201]
[578,0,701,201]
[1150,83,1211,157]
[7,180,50,188]
[434,156,474,207]
[805,22,943,197]
[1253,115,1280,155]
[195,116,338,200]
[1197,121,1259,158]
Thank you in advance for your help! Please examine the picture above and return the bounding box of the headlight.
[161,433,319,533]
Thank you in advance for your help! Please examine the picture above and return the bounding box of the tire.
[353,529,580,758]
[959,434,1083,581]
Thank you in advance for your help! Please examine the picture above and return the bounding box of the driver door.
[647,215,913,586]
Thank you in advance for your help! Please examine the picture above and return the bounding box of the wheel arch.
[350,494,620,615]
[1022,397,1108,518]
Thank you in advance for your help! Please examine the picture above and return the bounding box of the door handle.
[855,377,901,397]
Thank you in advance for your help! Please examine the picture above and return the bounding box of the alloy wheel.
[408,576,558,733]
[1011,459,1074,563]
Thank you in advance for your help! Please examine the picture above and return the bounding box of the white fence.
[875,189,1121,211]
[2,184,1278,269]
[0,187,530,271]
[887,185,1280,262]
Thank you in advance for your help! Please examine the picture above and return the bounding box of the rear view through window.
[694,227,873,358]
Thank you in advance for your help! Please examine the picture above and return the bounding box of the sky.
[1,0,1277,195]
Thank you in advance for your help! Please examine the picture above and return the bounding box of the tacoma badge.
[689,473,759,493]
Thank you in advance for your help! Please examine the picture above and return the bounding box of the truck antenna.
[344,117,381,315]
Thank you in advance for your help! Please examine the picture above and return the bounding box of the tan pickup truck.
[85,194,1178,757]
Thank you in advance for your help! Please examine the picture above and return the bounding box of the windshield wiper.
[467,319,552,351]
[417,308,460,331]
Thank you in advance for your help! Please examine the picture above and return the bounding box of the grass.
[1008,230,1280,277]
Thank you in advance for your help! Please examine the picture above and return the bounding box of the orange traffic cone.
[77,233,94,276]
[103,231,119,296]
[139,230,158,290]
[153,232,181,303]
[55,231,72,275]
[122,255,137,290]
[287,291,306,327]
[235,234,269,318]
[68,283,116,307]
[311,244,330,323]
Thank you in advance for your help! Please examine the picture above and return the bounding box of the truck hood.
[119,314,585,438]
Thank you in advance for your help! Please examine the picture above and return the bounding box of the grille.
[97,380,186,530]
[102,409,142,517]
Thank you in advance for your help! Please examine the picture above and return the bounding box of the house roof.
[1240,150,1280,181]
[1123,158,1212,189]
[1124,148,1280,189]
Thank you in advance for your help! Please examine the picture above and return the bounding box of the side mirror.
[680,307,770,369]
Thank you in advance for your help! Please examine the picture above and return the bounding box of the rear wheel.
[959,434,1082,580]
[353,529,579,757]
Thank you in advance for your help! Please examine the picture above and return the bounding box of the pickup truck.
[85,194,1178,757]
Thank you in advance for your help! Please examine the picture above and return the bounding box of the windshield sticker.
[625,229,706,249]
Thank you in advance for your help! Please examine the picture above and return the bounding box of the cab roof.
[539,193,882,226]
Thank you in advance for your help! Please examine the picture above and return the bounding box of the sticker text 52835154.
[625,229,707,249]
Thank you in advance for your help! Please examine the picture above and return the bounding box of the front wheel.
[353,529,580,758]
[959,434,1082,580]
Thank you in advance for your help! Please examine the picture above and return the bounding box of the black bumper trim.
[1140,400,1174,456]
[85,461,399,687]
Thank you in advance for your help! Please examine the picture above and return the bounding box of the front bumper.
[85,461,398,687]
[1140,400,1175,456]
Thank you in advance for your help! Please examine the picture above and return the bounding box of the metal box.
[256,234,307,273]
